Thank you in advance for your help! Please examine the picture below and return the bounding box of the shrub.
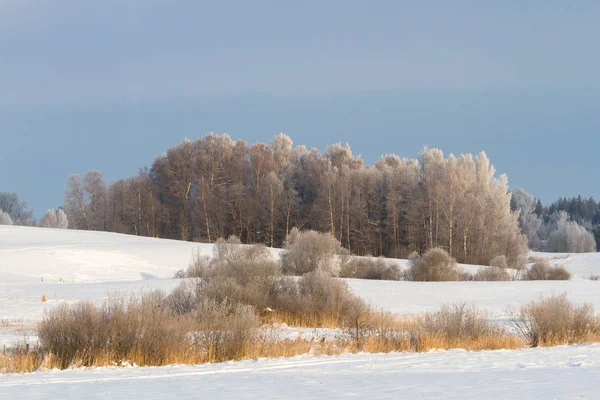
[38,291,263,368]
[192,300,261,361]
[510,293,599,347]
[38,292,191,368]
[546,266,572,280]
[407,303,519,351]
[489,255,508,269]
[198,255,281,311]
[213,236,272,265]
[186,250,213,278]
[409,248,459,281]
[474,267,510,282]
[419,303,504,343]
[524,260,572,280]
[165,281,198,315]
[281,228,342,276]
[271,269,369,327]
[339,257,401,281]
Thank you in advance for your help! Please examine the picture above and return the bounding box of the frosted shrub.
[489,255,508,269]
[409,248,459,281]
[281,228,342,276]
[524,260,571,280]
[339,257,401,280]
[475,256,511,281]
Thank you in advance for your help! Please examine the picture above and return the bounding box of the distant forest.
[2,134,597,263]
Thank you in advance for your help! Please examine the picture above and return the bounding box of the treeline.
[0,192,34,226]
[0,192,68,229]
[63,134,527,265]
[511,191,598,252]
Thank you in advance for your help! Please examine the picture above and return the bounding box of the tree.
[547,211,596,253]
[0,210,13,225]
[511,189,541,247]
[0,193,33,225]
[61,134,527,265]
[40,209,69,229]
[64,175,88,229]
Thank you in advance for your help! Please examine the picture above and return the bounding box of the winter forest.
[2,134,596,264]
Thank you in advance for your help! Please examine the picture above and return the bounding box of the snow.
[346,278,600,317]
[1,345,599,399]
[530,251,600,278]
[1,225,600,398]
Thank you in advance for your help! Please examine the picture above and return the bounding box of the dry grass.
[0,299,551,374]
[510,293,600,347]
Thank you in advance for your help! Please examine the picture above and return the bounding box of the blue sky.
[1,1,599,217]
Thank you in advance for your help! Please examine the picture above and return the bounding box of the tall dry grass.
[510,293,600,347]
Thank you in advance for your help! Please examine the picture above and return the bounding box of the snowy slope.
[2,225,599,324]
[1,345,599,400]
[530,251,600,279]
[0,226,204,283]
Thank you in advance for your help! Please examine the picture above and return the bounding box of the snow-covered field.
[1,225,599,399]
[1,345,599,400]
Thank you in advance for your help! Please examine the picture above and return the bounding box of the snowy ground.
[1,226,600,398]
[1,345,600,400]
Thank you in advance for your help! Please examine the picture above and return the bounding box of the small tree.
[0,209,13,225]
[40,209,70,229]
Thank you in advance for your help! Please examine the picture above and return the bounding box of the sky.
[1,1,599,217]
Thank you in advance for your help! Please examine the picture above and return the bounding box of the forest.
[60,134,528,266]
[3,134,598,264]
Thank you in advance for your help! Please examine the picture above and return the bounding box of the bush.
[510,293,599,347]
[489,255,508,269]
[474,264,511,282]
[38,292,191,368]
[419,303,504,343]
[281,228,342,276]
[198,255,281,311]
[186,250,213,278]
[271,269,369,327]
[408,248,459,281]
[213,236,272,265]
[524,260,572,281]
[339,257,401,281]
[192,300,261,361]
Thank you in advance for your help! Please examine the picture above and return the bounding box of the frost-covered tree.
[0,209,13,225]
[40,209,69,229]
[64,174,88,229]
[0,193,33,225]
[61,134,528,265]
[40,209,58,228]
[547,211,596,253]
[57,208,69,229]
[511,189,542,248]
